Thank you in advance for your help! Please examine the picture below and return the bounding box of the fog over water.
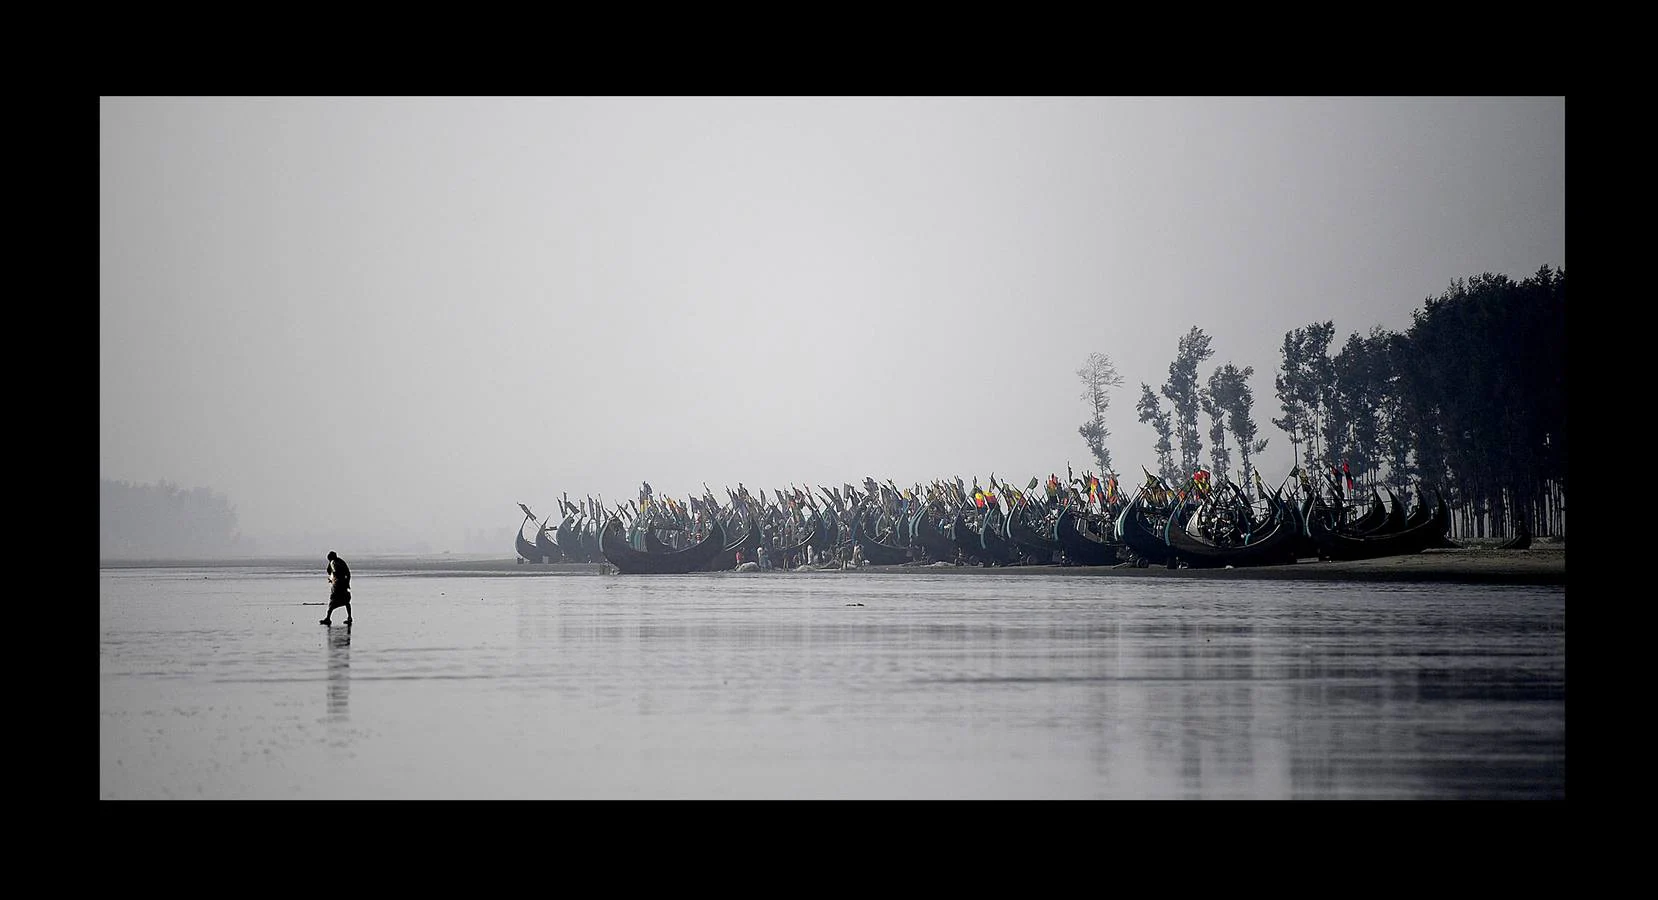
[99,97,1566,554]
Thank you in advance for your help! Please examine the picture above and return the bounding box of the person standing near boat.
[321,551,352,626]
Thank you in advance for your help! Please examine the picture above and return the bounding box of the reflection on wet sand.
[327,625,350,721]
[101,569,1564,799]
[1099,615,1564,799]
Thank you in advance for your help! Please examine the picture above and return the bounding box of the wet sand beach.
[101,561,1566,799]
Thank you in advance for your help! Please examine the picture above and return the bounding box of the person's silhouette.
[321,551,353,626]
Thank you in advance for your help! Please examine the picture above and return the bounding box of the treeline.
[100,479,254,559]
[1274,265,1565,539]
[1082,264,1565,539]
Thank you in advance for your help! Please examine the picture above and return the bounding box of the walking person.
[321,551,352,626]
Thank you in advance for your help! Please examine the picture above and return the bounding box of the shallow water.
[99,567,1565,799]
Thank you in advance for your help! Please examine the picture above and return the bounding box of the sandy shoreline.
[102,545,1565,586]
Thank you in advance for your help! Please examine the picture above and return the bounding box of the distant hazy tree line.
[1079,264,1565,538]
[100,478,252,559]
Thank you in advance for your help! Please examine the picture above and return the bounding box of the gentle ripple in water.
[99,568,1565,799]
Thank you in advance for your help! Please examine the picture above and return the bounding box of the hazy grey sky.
[100,97,1565,552]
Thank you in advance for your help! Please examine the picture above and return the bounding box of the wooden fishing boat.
[767,516,817,564]
[705,510,763,571]
[1308,489,1451,561]
[974,511,1022,565]
[555,514,588,563]
[1115,494,1178,567]
[946,513,985,564]
[1004,509,1063,559]
[1292,493,1322,560]
[882,511,911,549]
[642,525,674,554]
[515,514,541,563]
[850,515,912,565]
[1403,490,1433,530]
[810,508,839,556]
[1162,490,1299,568]
[1056,506,1119,566]
[580,518,603,561]
[600,516,727,575]
[909,510,960,563]
[1374,487,1462,550]
[1349,490,1388,534]
[1407,488,1464,549]
[535,518,564,563]
[1358,488,1407,536]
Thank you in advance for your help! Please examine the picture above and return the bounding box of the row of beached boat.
[514,471,1473,575]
